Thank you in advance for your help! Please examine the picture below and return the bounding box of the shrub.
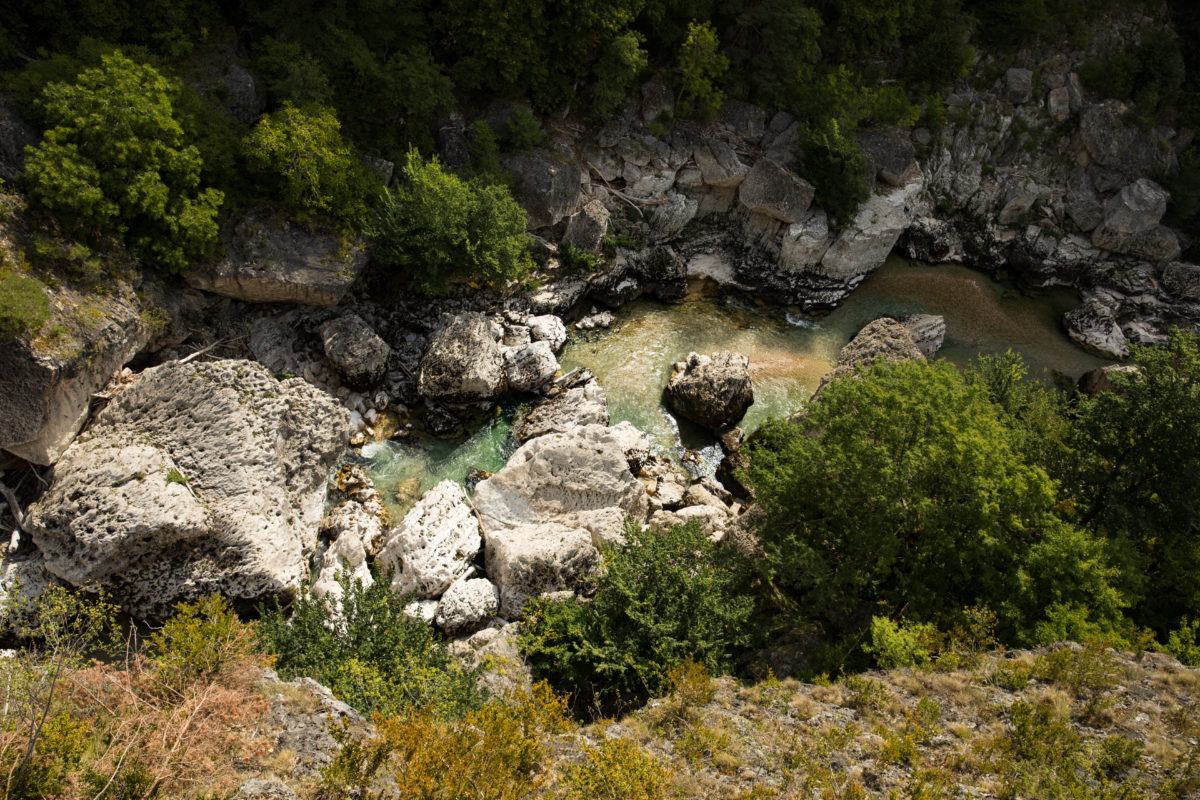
[1166,618,1200,666]
[676,20,728,120]
[591,32,649,121]
[243,102,377,225]
[149,594,257,692]
[371,149,533,293]
[466,120,505,182]
[798,118,869,228]
[558,738,674,800]
[257,570,484,719]
[21,51,223,275]
[319,682,568,800]
[502,106,545,152]
[521,520,756,713]
[0,271,51,339]
[865,616,938,669]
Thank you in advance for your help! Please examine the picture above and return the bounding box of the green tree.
[676,20,729,120]
[1063,330,1200,634]
[371,149,533,293]
[21,52,224,275]
[799,117,870,228]
[591,31,650,121]
[243,102,377,225]
[520,520,756,714]
[742,358,1121,644]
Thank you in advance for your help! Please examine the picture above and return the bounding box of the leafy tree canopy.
[21,51,223,275]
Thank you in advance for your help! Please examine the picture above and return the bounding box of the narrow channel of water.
[358,256,1106,510]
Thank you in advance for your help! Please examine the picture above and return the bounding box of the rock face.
[816,317,927,392]
[500,149,583,229]
[562,199,610,252]
[664,352,754,432]
[1,298,153,465]
[516,371,609,443]
[527,315,568,352]
[1005,68,1034,104]
[1064,297,1130,359]
[1080,101,1177,180]
[435,578,500,635]
[418,313,506,401]
[376,480,481,599]
[485,524,599,618]
[501,341,559,393]
[897,314,947,358]
[738,159,815,223]
[1091,179,1181,262]
[694,141,748,188]
[1162,262,1200,301]
[856,129,917,187]
[26,360,352,618]
[186,208,368,306]
[474,423,649,552]
[0,101,37,182]
[320,313,390,388]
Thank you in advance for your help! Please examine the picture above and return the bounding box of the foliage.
[1078,31,1185,122]
[371,149,533,293]
[560,243,598,273]
[0,271,51,339]
[723,0,823,109]
[1165,618,1200,666]
[257,569,484,719]
[3,0,220,57]
[1,588,267,800]
[676,21,729,120]
[742,358,1124,647]
[798,118,870,229]
[591,32,650,121]
[466,121,506,183]
[1062,330,1200,635]
[148,594,257,692]
[558,738,675,800]
[865,616,938,669]
[243,102,377,226]
[252,38,335,108]
[501,107,545,152]
[21,52,223,275]
[521,520,756,713]
[319,682,568,800]
[967,350,1072,474]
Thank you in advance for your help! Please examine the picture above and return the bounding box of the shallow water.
[361,257,1107,506]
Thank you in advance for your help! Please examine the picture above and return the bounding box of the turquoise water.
[360,257,1106,504]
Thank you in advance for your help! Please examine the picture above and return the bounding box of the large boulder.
[435,577,500,635]
[473,424,649,549]
[819,182,921,281]
[516,371,609,443]
[310,506,375,605]
[1005,68,1034,104]
[664,351,754,432]
[500,149,583,229]
[186,207,368,305]
[693,141,749,188]
[418,313,506,401]
[320,313,390,388]
[561,199,609,253]
[856,129,917,187]
[738,159,815,223]
[1162,262,1200,301]
[816,317,926,393]
[897,314,947,358]
[484,523,599,618]
[1064,298,1129,359]
[376,480,481,599]
[1,294,153,465]
[1080,101,1178,180]
[1091,178,1180,262]
[527,315,568,352]
[501,341,559,394]
[25,360,352,617]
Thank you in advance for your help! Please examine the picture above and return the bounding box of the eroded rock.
[320,313,390,388]
[377,480,481,599]
[664,352,754,432]
[418,313,506,401]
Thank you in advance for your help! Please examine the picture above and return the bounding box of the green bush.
[520,520,755,714]
[558,738,674,800]
[257,570,484,719]
[799,118,870,228]
[1166,618,1200,666]
[149,594,257,692]
[865,616,938,669]
[0,271,51,339]
[21,51,223,275]
[243,102,377,226]
[676,20,728,120]
[742,358,1123,646]
[371,149,533,293]
[591,31,649,121]
[502,107,545,152]
[465,120,505,183]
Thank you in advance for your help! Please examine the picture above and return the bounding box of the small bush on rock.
[520,520,756,714]
[0,270,51,339]
[257,569,484,719]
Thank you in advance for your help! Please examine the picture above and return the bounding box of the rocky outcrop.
[897,314,947,358]
[1064,296,1130,358]
[474,423,650,552]
[501,149,583,229]
[1090,179,1181,263]
[435,577,500,635]
[484,523,599,618]
[26,360,352,617]
[1,296,153,465]
[527,314,568,352]
[857,129,917,187]
[816,318,927,392]
[693,141,748,188]
[0,553,56,635]
[376,480,481,599]
[501,340,559,393]
[311,470,387,605]
[418,313,505,402]
[186,207,368,306]
[1162,262,1200,301]
[738,159,815,223]
[1080,101,1177,180]
[516,370,609,443]
[320,313,390,388]
[562,199,610,252]
[0,101,37,182]
[664,351,754,432]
